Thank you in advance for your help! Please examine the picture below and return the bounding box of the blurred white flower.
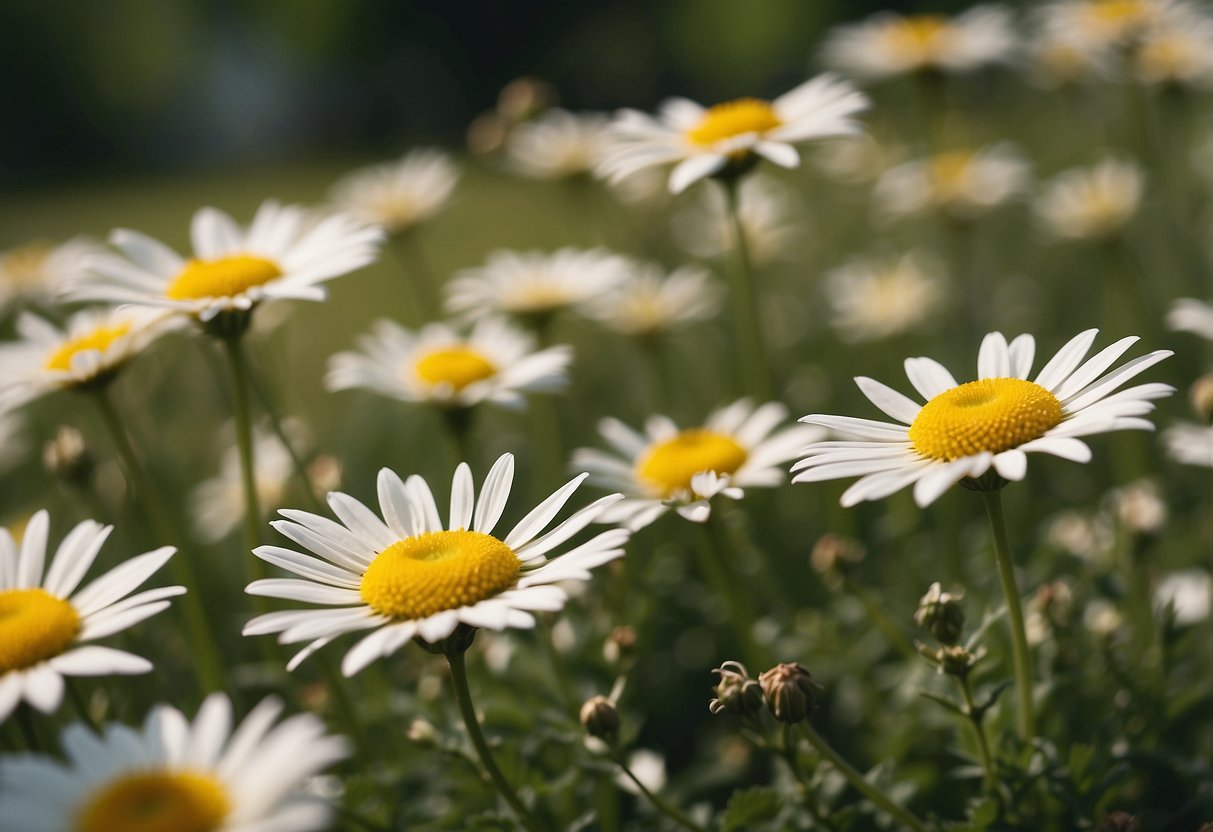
[1155,569,1211,624]
[1035,158,1144,241]
[1167,298,1213,339]
[874,145,1031,221]
[584,263,722,338]
[331,149,460,235]
[1104,478,1166,533]
[506,109,611,179]
[671,174,802,264]
[823,251,945,343]
[812,134,907,185]
[615,749,667,796]
[1084,598,1124,636]
[446,248,631,321]
[1131,16,1213,86]
[192,425,295,543]
[0,238,101,311]
[1163,422,1213,467]
[1025,22,1115,87]
[1045,510,1114,560]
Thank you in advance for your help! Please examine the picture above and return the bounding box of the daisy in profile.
[875,145,1030,222]
[0,307,174,413]
[0,509,182,723]
[445,248,630,324]
[1035,158,1144,242]
[823,251,945,343]
[0,693,349,832]
[572,400,823,530]
[325,317,573,410]
[793,330,1173,508]
[0,237,100,311]
[505,109,612,180]
[670,174,802,264]
[243,452,628,676]
[331,148,460,236]
[69,201,383,325]
[584,263,722,338]
[821,6,1017,81]
[598,74,868,194]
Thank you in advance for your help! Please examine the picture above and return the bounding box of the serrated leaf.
[722,786,783,832]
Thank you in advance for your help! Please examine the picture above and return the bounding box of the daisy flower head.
[875,144,1031,222]
[1035,157,1144,241]
[671,173,802,264]
[0,307,175,413]
[243,453,629,676]
[584,262,722,338]
[325,317,573,410]
[330,148,460,235]
[794,330,1173,508]
[0,693,349,832]
[0,509,182,723]
[598,74,869,194]
[0,237,101,311]
[572,399,824,531]
[821,6,1018,81]
[1039,0,1189,52]
[824,250,945,343]
[71,201,383,328]
[505,109,612,180]
[445,247,631,323]
[1026,24,1115,87]
[1130,14,1213,87]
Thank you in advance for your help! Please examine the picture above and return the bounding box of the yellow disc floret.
[687,99,782,147]
[0,588,82,673]
[885,14,950,62]
[360,530,520,620]
[166,255,282,300]
[45,323,132,373]
[928,150,975,202]
[1,241,54,289]
[415,347,497,391]
[637,429,748,497]
[909,377,1063,461]
[76,771,231,832]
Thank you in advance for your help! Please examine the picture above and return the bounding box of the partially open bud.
[918,643,986,678]
[42,426,92,487]
[580,695,619,740]
[1191,374,1213,423]
[709,661,764,716]
[406,717,439,747]
[758,662,820,724]
[914,582,966,645]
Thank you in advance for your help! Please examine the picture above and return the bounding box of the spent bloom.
[72,201,383,324]
[330,148,460,235]
[505,109,612,179]
[794,330,1173,507]
[326,317,572,410]
[1036,158,1144,241]
[875,145,1031,222]
[599,74,868,193]
[0,238,101,311]
[0,510,182,723]
[0,693,348,832]
[583,263,722,338]
[821,6,1018,80]
[671,174,802,264]
[824,251,945,343]
[243,453,629,676]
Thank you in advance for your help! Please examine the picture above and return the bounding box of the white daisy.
[0,237,101,311]
[330,148,460,235]
[583,263,722,337]
[794,330,1174,508]
[824,251,945,343]
[1155,569,1211,624]
[242,453,629,676]
[444,247,630,321]
[505,109,612,179]
[0,692,349,832]
[821,6,1018,81]
[192,425,295,544]
[1163,421,1213,467]
[0,307,174,413]
[69,201,383,323]
[874,145,1031,221]
[1131,15,1213,86]
[1025,25,1115,87]
[1037,0,1191,51]
[670,174,802,264]
[0,509,182,723]
[1035,158,1144,241]
[598,74,868,194]
[572,399,823,531]
[1166,298,1213,339]
[811,134,907,185]
[325,317,573,409]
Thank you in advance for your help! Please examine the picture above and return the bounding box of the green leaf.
[919,689,964,715]
[722,786,783,832]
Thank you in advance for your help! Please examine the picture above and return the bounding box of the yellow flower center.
[165,255,282,300]
[886,14,949,55]
[1,241,53,287]
[687,99,782,147]
[637,429,748,497]
[360,530,520,620]
[414,347,497,391]
[44,323,132,372]
[0,588,82,673]
[928,151,975,199]
[909,377,1063,461]
[76,771,231,832]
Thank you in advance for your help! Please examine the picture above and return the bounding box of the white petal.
[668,154,726,194]
[854,376,921,424]
[473,454,514,535]
[1034,328,1098,391]
[904,357,958,399]
[504,474,588,548]
[992,449,1028,481]
[449,463,474,531]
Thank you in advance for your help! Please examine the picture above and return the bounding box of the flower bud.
[914,582,966,645]
[406,717,439,747]
[758,662,820,724]
[938,644,985,677]
[1191,374,1213,423]
[42,426,93,487]
[709,661,764,716]
[580,696,619,740]
[603,625,637,666]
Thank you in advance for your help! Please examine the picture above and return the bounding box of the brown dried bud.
[758,662,820,724]
[914,582,966,645]
[709,661,764,716]
[580,695,619,739]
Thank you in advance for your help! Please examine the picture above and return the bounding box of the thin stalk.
[221,335,264,573]
[248,366,324,513]
[538,616,578,712]
[956,675,997,792]
[319,656,372,763]
[16,706,41,751]
[842,576,919,661]
[779,724,838,831]
[445,649,546,832]
[389,231,438,325]
[696,522,770,668]
[66,679,99,734]
[799,722,930,832]
[722,178,772,401]
[607,746,707,832]
[980,490,1036,741]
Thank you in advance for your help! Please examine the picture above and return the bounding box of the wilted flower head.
[914,582,966,645]
[1026,579,1075,644]
[1036,158,1144,241]
[42,425,93,487]
[824,250,945,343]
[709,660,765,716]
[758,662,820,723]
[331,149,460,235]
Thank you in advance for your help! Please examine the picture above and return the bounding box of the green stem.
[607,746,707,832]
[696,521,769,668]
[66,679,99,734]
[319,656,372,763]
[779,724,838,831]
[980,490,1036,741]
[445,649,546,832]
[389,231,438,325]
[248,366,324,513]
[722,178,772,401]
[843,577,919,661]
[538,616,578,712]
[16,706,41,751]
[221,335,264,572]
[957,676,997,792]
[91,387,228,695]
[799,723,931,832]
[529,395,563,500]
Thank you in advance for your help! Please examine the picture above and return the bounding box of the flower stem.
[66,679,99,734]
[16,706,41,751]
[445,648,546,832]
[607,745,707,832]
[247,365,324,513]
[722,178,772,401]
[799,722,930,832]
[779,724,838,831]
[956,675,997,792]
[842,576,919,661]
[980,489,1036,741]
[221,335,264,573]
[696,521,770,668]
